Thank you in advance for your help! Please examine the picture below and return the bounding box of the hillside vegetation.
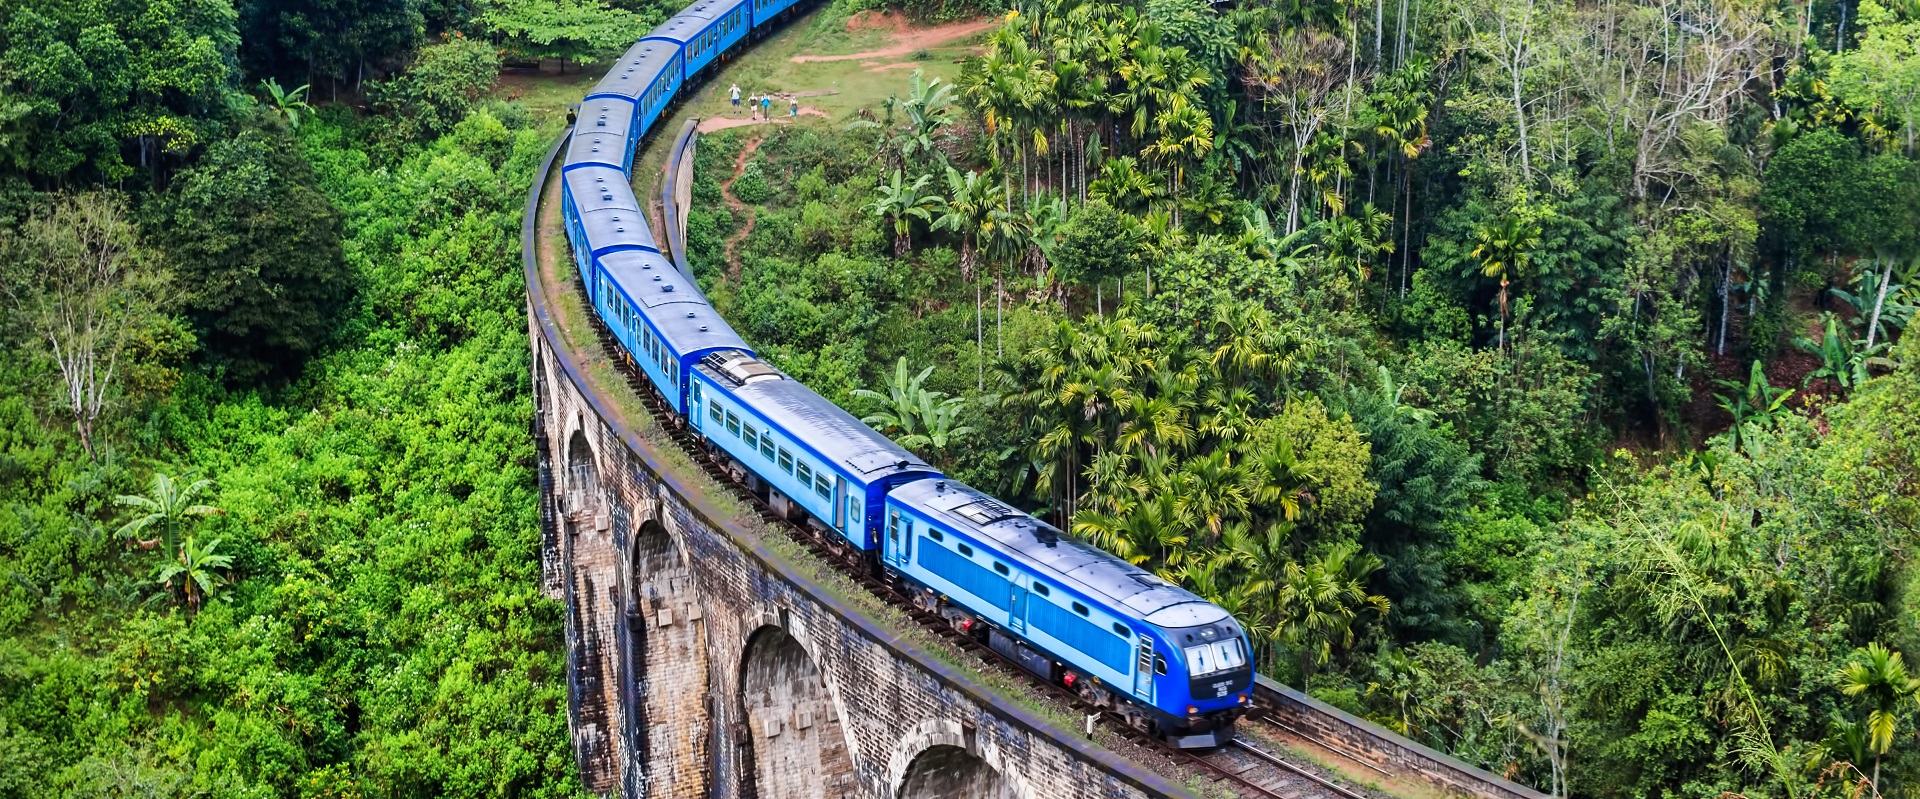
[0,0,1914,795]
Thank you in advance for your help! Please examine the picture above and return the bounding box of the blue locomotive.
[554,0,1254,747]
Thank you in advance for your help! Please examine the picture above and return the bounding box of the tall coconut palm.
[115,472,222,562]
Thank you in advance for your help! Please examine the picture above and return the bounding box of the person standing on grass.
[761,94,772,119]
[730,84,741,114]
[789,95,798,117]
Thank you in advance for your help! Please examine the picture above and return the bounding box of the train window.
[759,437,774,460]
[888,511,899,539]
[1112,623,1130,638]
[993,562,1009,576]
[777,448,793,473]
[708,401,723,424]
[724,411,740,436]
[1154,656,1168,675]
[929,529,943,541]
[742,421,758,442]
[796,462,812,485]
[813,473,830,499]
[957,543,972,556]
[1032,583,1049,596]
[1072,602,1089,616]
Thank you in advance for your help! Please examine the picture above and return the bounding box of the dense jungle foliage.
[0,0,585,793]
[685,0,1920,795]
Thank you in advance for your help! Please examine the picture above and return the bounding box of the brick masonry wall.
[1255,677,1548,799]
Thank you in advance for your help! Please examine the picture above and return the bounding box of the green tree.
[0,0,240,184]
[149,118,349,379]
[114,472,222,563]
[1260,541,1390,686]
[1837,643,1920,790]
[479,0,652,72]
[867,170,941,256]
[367,36,504,143]
[1827,0,1920,156]
[1051,201,1144,312]
[237,0,424,91]
[0,192,177,458]
[1713,360,1794,453]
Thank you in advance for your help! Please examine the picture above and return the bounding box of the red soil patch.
[845,9,911,32]
[790,17,995,63]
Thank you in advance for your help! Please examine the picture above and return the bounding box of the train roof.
[564,167,640,215]
[698,353,936,483]
[579,205,658,254]
[889,479,1230,629]
[601,250,748,355]
[566,95,636,169]
[589,41,676,101]
[647,0,746,42]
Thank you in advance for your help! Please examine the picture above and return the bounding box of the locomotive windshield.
[1183,638,1247,677]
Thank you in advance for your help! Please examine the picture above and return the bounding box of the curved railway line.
[527,118,1375,797]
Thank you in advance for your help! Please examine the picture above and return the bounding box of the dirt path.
[719,136,765,278]
[697,106,830,132]
[789,18,995,63]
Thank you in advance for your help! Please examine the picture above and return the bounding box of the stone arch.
[737,625,858,799]
[896,745,1019,799]
[623,518,711,797]
[566,428,599,514]
[886,720,1030,799]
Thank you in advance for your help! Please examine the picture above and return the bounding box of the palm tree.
[1243,540,1390,687]
[868,170,940,256]
[115,472,222,561]
[1838,642,1920,790]
[154,536,235,615]
[1073,490,1190,571]
[930,167,1011,281]
[260,78,313,129]
[1471,209,1541,351]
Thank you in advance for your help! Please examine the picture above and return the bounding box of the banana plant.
[1713,360,1793,453]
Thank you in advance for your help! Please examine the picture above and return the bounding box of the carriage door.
[690,383,704,432]
[832,476,848,534]
[1008,583,1028,635]
[1134,640,1155,700]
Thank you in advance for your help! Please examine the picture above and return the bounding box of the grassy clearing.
[662,5,981,127]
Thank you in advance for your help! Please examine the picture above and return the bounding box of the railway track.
[569,265,1364,798]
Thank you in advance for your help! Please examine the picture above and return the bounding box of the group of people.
[730,84,799,120]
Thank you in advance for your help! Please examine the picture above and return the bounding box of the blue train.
[556,0,1254,747]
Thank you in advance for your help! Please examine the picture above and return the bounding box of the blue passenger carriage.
[566,97,639,171]
[882,479,1254,746]
[560,166,649,295]
[588,40,684,135]
[689,352,940,550]
[597,251,746,414]
[647,0,751,82]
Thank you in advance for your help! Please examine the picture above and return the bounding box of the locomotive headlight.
[1237,693,1250,705]
[1186,705,1199,714]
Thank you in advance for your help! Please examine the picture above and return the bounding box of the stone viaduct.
[523,121,1551,799]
